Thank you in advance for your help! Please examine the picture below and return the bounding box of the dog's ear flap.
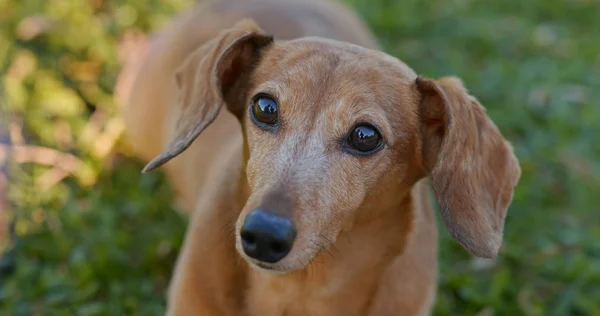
[415,76,521,258]
[142,19,273,173]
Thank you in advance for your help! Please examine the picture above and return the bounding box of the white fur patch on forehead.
[267,130,330,195]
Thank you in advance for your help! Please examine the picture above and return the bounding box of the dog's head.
[143,20,521,272]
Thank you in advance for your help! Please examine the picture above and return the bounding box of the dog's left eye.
[251,95,278,126]
[346,124,382,154]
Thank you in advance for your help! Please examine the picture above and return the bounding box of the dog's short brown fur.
[117,0,521,315]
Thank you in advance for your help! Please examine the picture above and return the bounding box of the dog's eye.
[251,95,278,126]
[347,124,382,154]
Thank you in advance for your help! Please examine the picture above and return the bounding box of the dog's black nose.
[240,209,296,263]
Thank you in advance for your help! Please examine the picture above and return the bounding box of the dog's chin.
[234,237,322,274]
[246,260,294,275]
[236,251,309,275]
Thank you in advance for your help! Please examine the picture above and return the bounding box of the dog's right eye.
[345,124,383,155]
[251,95,278,127]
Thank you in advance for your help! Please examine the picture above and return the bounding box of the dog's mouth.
[243,257,291,275]
[255,261,275,270]
[236,234,329,275]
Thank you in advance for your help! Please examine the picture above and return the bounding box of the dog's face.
[234,39,422,271]
[144,20,520,273]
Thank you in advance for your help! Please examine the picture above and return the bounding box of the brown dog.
[117,0,521,315]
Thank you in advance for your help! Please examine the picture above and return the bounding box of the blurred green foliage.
[1,0,599,314]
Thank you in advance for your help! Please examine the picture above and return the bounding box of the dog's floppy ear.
[142,19,273,172]
[415,76,521,258]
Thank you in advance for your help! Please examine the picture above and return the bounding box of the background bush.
[1,0,599,314]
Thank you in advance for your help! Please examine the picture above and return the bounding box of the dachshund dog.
[117,0,521,315]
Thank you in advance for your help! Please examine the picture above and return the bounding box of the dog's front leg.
[166,196,247,316]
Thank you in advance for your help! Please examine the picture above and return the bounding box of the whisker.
[303,248,314,280]
[317,235,337,260]
[307,242,327,272]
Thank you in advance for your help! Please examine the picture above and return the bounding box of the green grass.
[1,0,599,314]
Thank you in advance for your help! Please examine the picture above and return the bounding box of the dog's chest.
[244,269,374,316]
